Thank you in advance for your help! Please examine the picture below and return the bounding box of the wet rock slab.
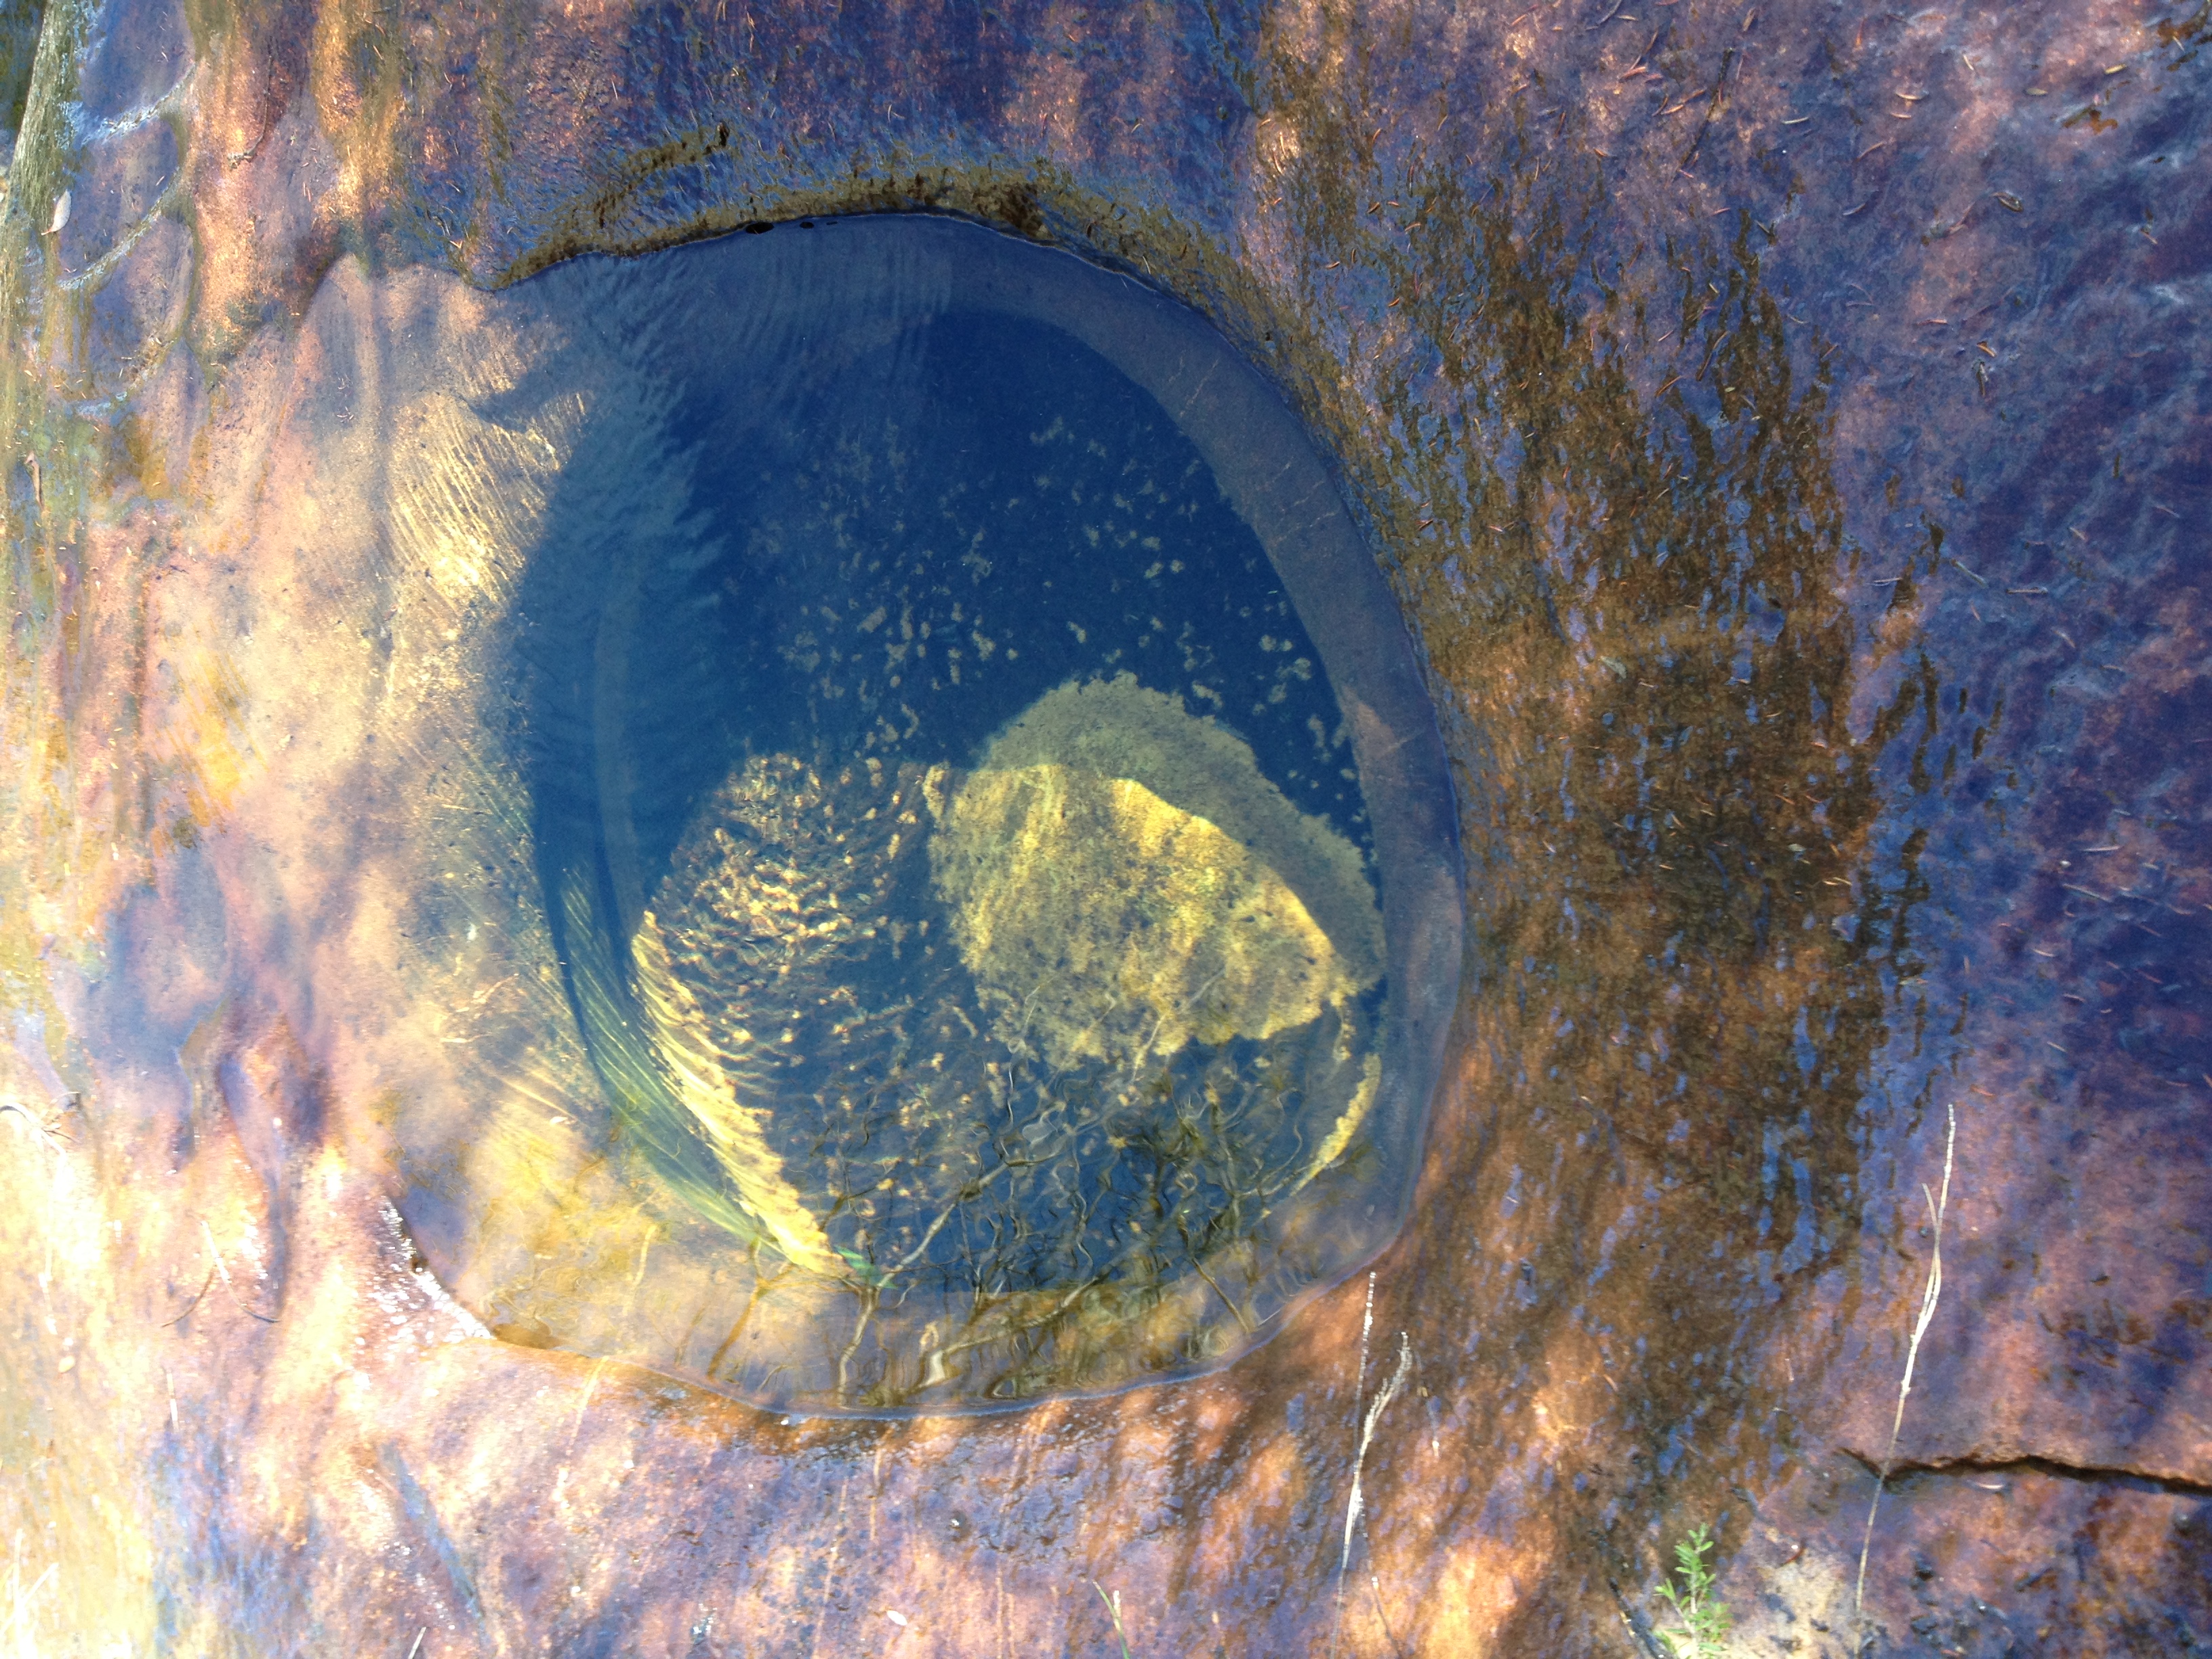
[0,0,2205,1653]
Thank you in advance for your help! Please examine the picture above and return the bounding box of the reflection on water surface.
[409,218,1459,1410]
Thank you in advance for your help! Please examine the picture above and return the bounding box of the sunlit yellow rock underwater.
[933,674,1380,1069]
[617,676,1389,1403]
[938,760,1348,1062]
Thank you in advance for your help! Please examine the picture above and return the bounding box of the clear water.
[498,220,1460,1410]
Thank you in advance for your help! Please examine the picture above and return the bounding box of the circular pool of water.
[487,216,1460,1412]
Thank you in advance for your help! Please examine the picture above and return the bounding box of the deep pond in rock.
[396,219,1461,1412]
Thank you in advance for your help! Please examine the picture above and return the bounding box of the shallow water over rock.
[0,0,2206,1653]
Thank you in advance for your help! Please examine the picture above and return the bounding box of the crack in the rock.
[1843,1448,2212,1501]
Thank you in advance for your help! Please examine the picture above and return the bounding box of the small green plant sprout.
[1090,1579,1133,1659]
[1654,1524,1732,1659]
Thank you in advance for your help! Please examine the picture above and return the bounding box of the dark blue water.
[617,306,1368,897]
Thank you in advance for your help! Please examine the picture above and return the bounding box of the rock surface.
[0,0,2205,1653]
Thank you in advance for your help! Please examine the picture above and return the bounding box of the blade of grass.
[1091,1580,1132,1659]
